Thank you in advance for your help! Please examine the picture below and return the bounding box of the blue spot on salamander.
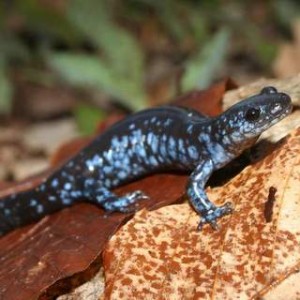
[51,179,59,188]
[188,145,199,160]
[64,182,72,190]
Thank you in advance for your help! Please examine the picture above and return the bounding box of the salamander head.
[215,86,292,146]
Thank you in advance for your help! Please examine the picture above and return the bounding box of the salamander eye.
[245,107,260,121]
[260,86,278,95]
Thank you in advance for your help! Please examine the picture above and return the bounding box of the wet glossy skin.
[0,87,292,236]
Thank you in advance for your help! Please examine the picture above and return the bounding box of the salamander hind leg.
[103,190,149,213]
[82,179,149,213]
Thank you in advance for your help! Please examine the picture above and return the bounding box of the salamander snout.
[270,92,292,117]
[259,86,292,116]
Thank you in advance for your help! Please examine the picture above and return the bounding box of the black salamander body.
[0,87,292,236]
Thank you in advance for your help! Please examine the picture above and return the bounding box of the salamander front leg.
[82,179,149,213]
[187,159,233,230]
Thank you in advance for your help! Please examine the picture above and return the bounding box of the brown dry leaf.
[103,128,300,299]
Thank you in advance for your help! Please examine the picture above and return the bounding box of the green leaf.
[16,0,81,46]
[67,0,144,82]
[0,33,31,62]
[272,0,300,29]
[243,24,278,67]
[182,28,230,91]
[47,53,147,111]
[61,0,147,111]
[187,9,209,47]
[147,0,187,40]
[74,103,107,135]
[254,40,277,67]
[0,58,12,114]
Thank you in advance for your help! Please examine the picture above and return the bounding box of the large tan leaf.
[103,128,300,299]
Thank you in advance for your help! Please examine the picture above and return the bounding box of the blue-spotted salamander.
[0,86,292,236]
